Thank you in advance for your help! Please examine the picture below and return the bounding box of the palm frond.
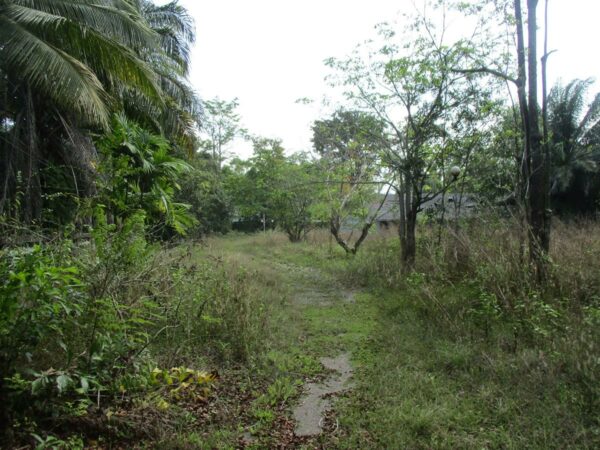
[12,0,157,48]
[141,0,194,75]
[6,3,163,104]
[577,92,600,141]
[0,15,110,127]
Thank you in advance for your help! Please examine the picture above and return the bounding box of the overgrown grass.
[0,223,280,447]
[194,222,599,447]
[3,220,599,448]
[318,217,600,449]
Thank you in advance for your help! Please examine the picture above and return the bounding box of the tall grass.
[329,216,600,447]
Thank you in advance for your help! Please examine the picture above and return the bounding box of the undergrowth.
[0,217,272,448]
[2,220,599,448]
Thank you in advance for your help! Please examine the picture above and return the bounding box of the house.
[372,193,479,232]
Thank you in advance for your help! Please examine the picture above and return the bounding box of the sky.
[162,0,600,159]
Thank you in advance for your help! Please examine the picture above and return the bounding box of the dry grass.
[312,217,600,448]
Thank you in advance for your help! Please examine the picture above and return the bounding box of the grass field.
[168,229,598,449]
[6,227,596,448]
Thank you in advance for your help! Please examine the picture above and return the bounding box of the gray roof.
[371,193,478,221]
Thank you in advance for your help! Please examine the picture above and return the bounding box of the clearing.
[169,232,595,449]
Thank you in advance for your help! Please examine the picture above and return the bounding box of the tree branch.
[451,67,517,85]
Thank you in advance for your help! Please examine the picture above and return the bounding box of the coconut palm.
[133,0,202,152]
[548,78,600,198]
[0,0,165,221]
[0,0,200,222]
[0,0,160,127]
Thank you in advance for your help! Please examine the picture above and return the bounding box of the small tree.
[312,109,387,254]
[271,154,322,242]
[223,137,286,231]
[176,152,231,236]
[96,115,194,237]
[326,7,485,267]
[223,139,322,241]
[199,98,245,171]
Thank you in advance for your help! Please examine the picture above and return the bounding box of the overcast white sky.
[164,0,600,159]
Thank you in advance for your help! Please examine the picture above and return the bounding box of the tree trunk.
[397,179,407,249]
[330,216,353,254]
[20,86,42,223]
[398,177,417,270]
[402,206,417,269]
[526,0,550,278]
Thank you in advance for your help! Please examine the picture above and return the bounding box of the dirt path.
[202,236,379,448]
[279,262,359,438]
[293,353,353,436]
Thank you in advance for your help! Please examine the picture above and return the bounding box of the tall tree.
[454,0,552,277]
[132,0,202,152]
[0,0,161,221]
[524,0,550,275]
[0,0,201,223]
[199,98,244,171]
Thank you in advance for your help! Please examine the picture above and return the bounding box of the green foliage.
[223,138,287,229]
[149,367,216,404]
[0,244,84,374]
[2,215,280,444]
[199,97,245,168]
[312,110,384,166]
[175,154,231,235]
[549,78,600,214]
[31,433,84,450]
[157,253,270,364]
[96,115,195,237]
[224,139,324,240]
[0,215,149,437]
[0,0,200,222]
[270,223,599,449]
[270,154,322,242]
[311,109,384,253]
[254,377,299,407]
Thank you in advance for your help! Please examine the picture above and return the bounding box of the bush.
[1,213,273,445]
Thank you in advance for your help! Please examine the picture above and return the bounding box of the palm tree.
[0,0,160,126]
[133,0,202,152]
[548,78,600,213]
[0,0,201,222]
[0,0,164,221]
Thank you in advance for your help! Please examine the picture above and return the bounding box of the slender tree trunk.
[397,179,407,249]
[540,0,552,256]
[512,1,531,265]
[526,0,550,278]
[402,205,417,269]
[0,147,14,217]
[399,177,417,270]
[23,86,42,223]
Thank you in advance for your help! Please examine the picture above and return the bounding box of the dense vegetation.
[0,0,599,448]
